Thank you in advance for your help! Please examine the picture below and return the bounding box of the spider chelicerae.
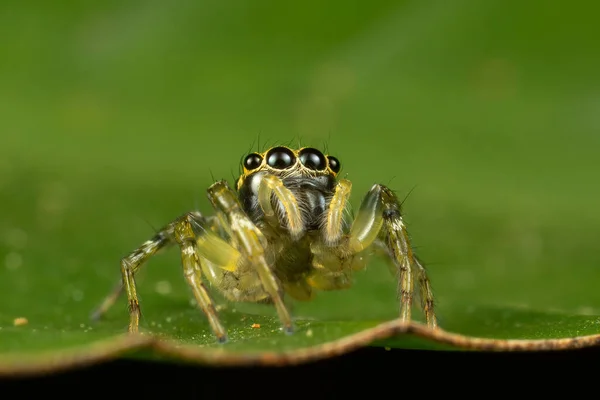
[92,146,438,342]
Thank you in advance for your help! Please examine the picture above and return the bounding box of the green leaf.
[2,0,600,375]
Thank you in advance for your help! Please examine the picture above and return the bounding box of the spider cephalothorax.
[92,145,438,343]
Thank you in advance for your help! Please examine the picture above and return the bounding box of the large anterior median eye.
[298,148,326,171]
[243,153,263,170]
[327,156,341,173]
[266,147,296,169]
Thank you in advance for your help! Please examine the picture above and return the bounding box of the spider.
[92,146,438,342]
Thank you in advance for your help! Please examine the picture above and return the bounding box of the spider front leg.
[348,184,438,328]
[173,212,237,342]
[208,180,294,334]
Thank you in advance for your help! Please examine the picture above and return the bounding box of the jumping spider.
[92,146,438,342]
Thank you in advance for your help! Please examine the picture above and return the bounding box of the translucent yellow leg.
[323,179,352,245]
[173,214,229,342]
[208,180,294,334]
[306,178,365,292]
[347,184,438,328]
[347,185,384,253]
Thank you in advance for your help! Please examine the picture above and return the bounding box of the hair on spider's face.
[237,146,341,189]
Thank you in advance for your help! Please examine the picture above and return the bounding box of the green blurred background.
[1,0,600,342]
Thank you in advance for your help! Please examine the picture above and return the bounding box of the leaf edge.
[1,319,600,377]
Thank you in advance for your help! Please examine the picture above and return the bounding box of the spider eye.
[327,156,341,173]
[299,148,326,171]
[266,147,296,169]
[243,153,263,170]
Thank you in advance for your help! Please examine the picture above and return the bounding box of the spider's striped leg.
[90,226,174,323]
[91,212,233,342]
[257,174,304,240]
[347,184,438,328]
[173,212,241,343]
[208,180,294,334]
[304,179,358,291]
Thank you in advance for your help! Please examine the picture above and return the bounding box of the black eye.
[244,153,262,170]
[327,156,341,173]
[298,148,326,171]
[266,147,296,169]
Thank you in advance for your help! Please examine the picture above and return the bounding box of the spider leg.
[371,240,436,327]
[347,184,438,328]
[90,227,174,322]
[208,180,294,334]
[92,212,233,342]
[173,212,235,342]
[257,174,304,240]
[323,178,352,245]
[305,178,356,290]
[412,255,437,328]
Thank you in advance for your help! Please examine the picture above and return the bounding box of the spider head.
[236,146,341,191]
[235,146,342,229]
